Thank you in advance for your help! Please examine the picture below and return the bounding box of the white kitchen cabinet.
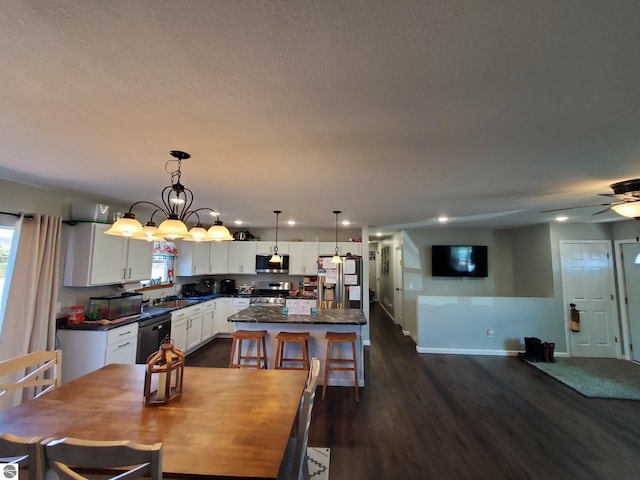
[227,242,257,274]
[288,242,319,275]
[175,240,210,276]
[213,297,234,335]
[57,323,139,384]
[171,311,189,352]
[255,241,289,255]
[171,303,203,353]
[64,223,153,286]
[318,241,361,257]
[209,242,229,274]
[201,300,215,341]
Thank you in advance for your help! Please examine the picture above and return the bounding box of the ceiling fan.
[542,178,640,219]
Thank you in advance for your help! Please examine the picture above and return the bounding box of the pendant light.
[269,210,282,263]
[105,150,233,242]
[331,210,343,264]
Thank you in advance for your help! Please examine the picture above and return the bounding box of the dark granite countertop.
[227,306,367,325]
[57,294,224,331]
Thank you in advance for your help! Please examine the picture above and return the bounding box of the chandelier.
[105,150,233,242]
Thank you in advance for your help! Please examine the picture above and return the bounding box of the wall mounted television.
[431,245,488,278]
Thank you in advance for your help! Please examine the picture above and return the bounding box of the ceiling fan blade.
[541,202,613,213]
[592,207,613,215]
[598,193,634,199]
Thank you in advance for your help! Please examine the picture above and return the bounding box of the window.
[0,226,16,327]
[151,241,178,284]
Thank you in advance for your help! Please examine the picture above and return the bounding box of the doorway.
[393,246,404,331]
[619,242,640,361]
[560,241,619,358]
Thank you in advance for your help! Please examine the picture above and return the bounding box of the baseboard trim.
[415,347,570,357]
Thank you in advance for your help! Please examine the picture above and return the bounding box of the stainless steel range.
[249,281,290,306]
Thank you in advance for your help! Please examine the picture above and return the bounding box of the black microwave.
[255,254,289,274]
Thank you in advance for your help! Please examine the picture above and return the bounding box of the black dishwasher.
[136,313,172,363]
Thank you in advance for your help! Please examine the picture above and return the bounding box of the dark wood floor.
[186,303,640,479]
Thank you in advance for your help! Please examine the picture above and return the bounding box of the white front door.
[393,246,404,330]
[561,241,619,358]
[621,243,640,361]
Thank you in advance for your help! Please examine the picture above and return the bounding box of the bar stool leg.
[322,339,332,400]
[351,338,359,402]
[261,335,268,369]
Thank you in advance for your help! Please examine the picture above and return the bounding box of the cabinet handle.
[117,341,131,348]
[118,330,132,336]
[128,268,132,278]
[193,266,196,275]
[122,268,126,279]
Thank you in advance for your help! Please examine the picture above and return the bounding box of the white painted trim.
[614,238,636,361]
[363,339,371,347]
[415,347,571,357]
[402,329,410,336]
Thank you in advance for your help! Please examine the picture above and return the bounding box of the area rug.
[522,357,640,400]
[307,447,330,479]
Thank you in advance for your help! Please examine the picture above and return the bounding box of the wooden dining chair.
[0,433,43,480]
[43,437,163,480]
[278,357,321,480]
[0,350,62,409]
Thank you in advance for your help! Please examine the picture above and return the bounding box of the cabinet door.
[90,224,128,285]
[227,242,257,274]
[186,306,203,351]
[126,239,153,281]
[171,313,189,352]
[201,301,215,340]
[214,298,234,334]
[175,241,210,276]
[289,242,318,275]
[210,242,229,274]
[339,242,361,256]
[255,241,289,255]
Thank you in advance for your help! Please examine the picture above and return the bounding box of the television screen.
[431,245,488,278]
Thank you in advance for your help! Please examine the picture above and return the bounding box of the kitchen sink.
[152,299,200,310]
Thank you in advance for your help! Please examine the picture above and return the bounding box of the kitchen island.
[228,306,367,387]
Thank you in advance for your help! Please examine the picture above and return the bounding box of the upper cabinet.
[175,240,211,276]
[255,241,289,255]
[64,223,153,287]
[288,242,319,275]
[318,242,361,257]
[209,242,229,274]
[227,242,257,274]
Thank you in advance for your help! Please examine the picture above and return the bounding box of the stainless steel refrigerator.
[317,256,363,309]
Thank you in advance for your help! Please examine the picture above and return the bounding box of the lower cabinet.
[57,323,139,384]
[171,304,203,353]
[213,297,235,335]
[201,300,215,341]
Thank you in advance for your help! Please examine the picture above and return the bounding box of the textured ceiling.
[1,0,640,233]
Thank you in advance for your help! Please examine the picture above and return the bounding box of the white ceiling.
[1,1,640,232]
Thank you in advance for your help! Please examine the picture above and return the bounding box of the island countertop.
[228,306,367,325]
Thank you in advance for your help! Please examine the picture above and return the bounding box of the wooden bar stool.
[229,330,268,369]
[275,331,310,370]
[322,331,359,402]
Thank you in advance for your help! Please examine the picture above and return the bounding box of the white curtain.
[0,214,61,408]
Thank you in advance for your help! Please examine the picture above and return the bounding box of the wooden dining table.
[0,363,309,479]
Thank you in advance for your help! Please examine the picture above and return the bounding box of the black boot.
[548,342,555,362]
[523,337,535,361]
[532,337,543,362]
[542,342,550,362]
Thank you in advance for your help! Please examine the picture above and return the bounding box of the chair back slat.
[0,350,62,405]
[0,433,43,480]
[44,437,163,480]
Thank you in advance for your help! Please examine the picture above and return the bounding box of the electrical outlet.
[486,329,494,337]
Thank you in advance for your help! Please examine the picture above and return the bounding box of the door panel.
[561,241,618,358]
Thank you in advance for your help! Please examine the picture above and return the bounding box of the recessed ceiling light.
[287,220,296,225]
[437,216,449,223]
[376,232,382,237]
[341,220,350,226]
[234,220,243,225]
[555,215,569,222]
